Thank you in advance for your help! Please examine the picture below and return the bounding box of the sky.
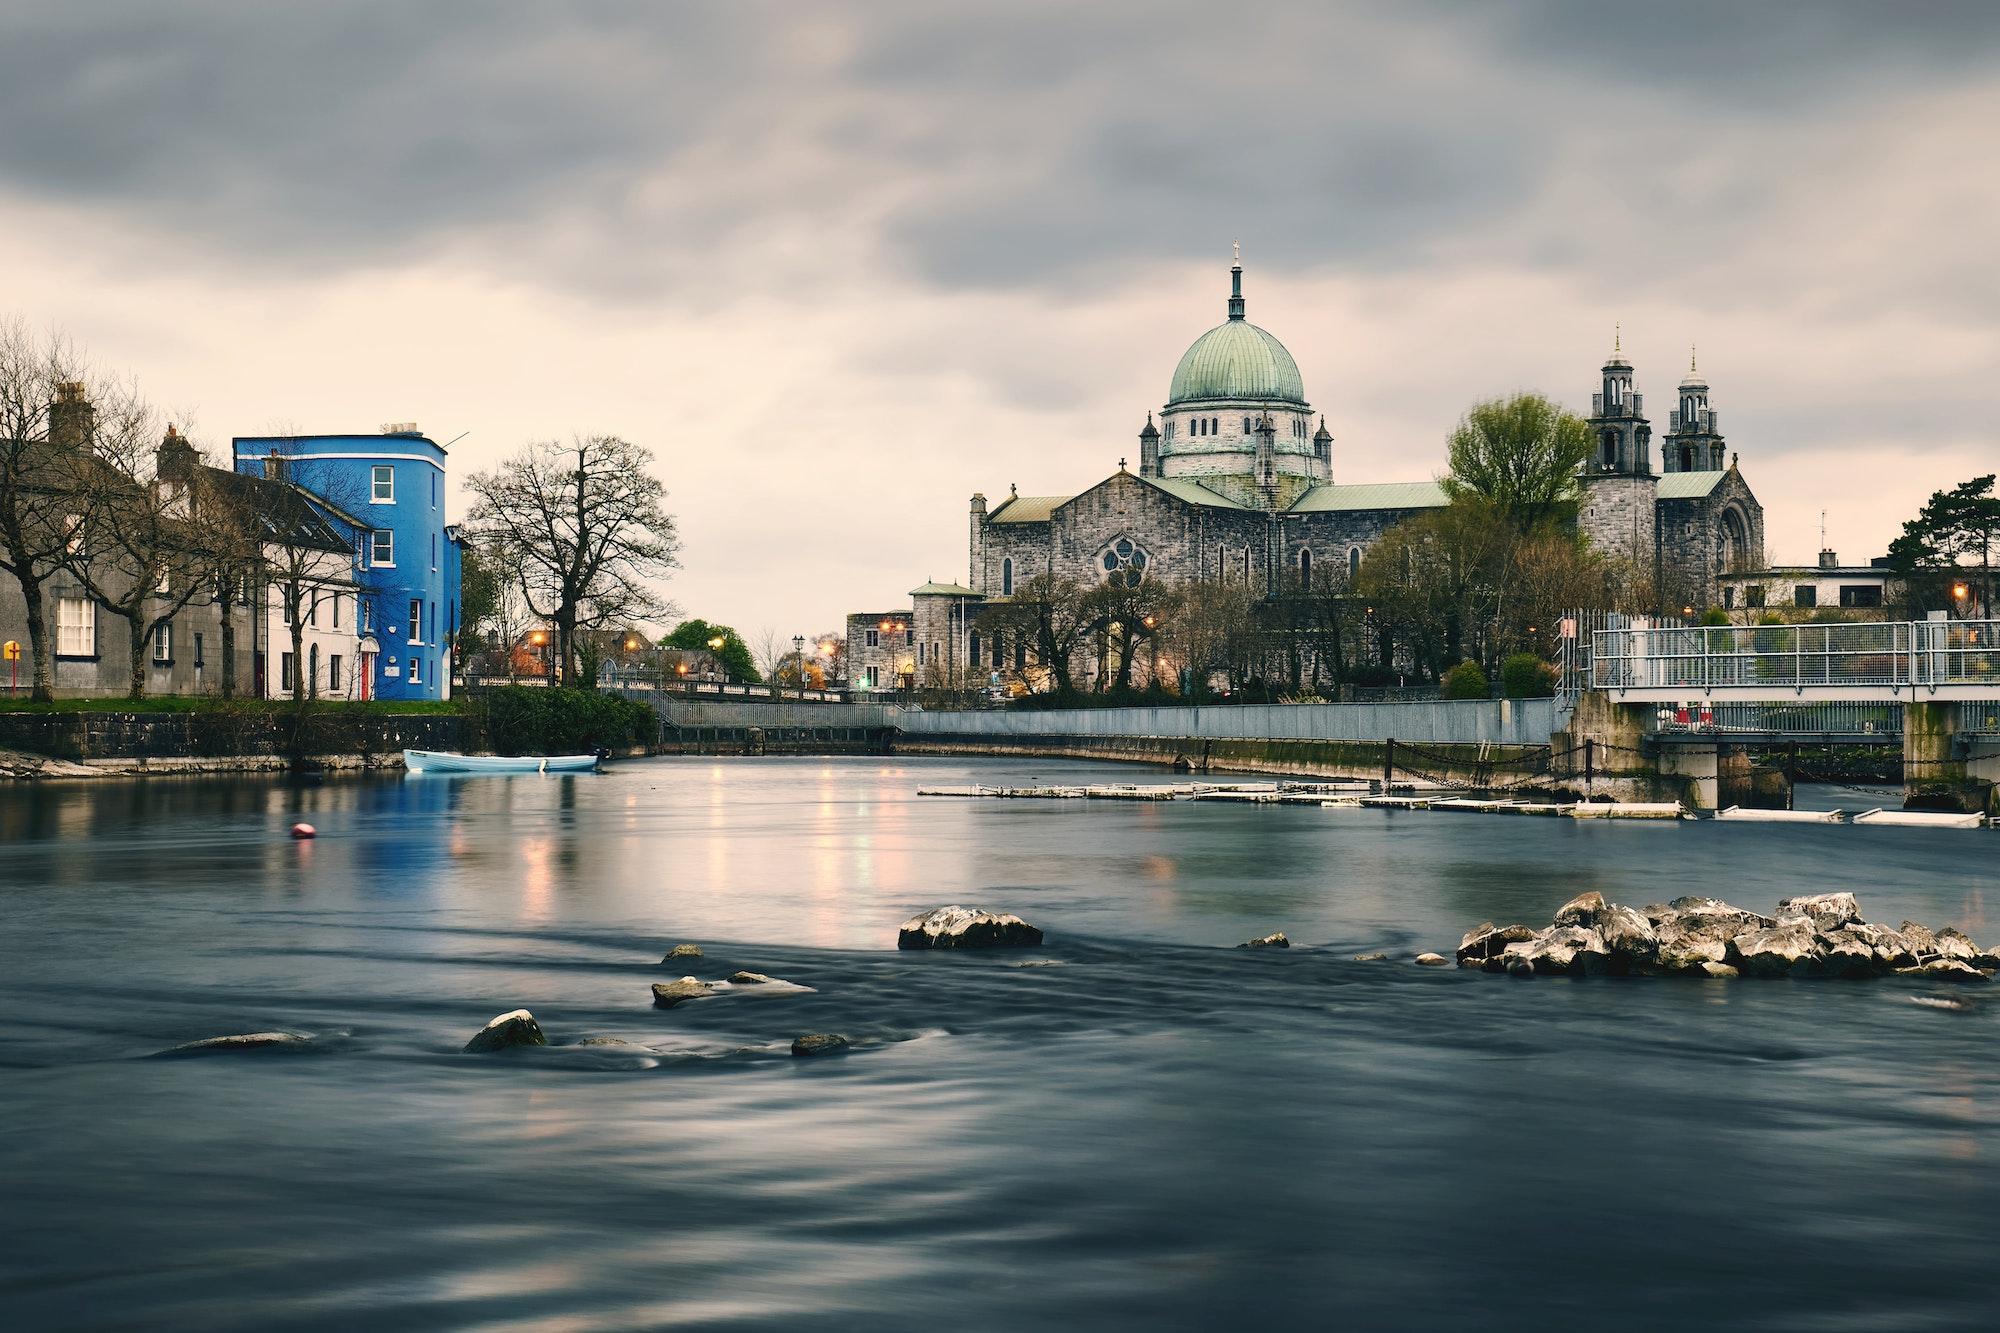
[2,1,1996,637]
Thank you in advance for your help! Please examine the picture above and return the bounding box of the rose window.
[1100,538,1150,588]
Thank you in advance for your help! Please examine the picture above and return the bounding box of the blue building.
[233,427,463,701]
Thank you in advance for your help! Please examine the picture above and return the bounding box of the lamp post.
[529,629,551,688]
[708,635,726,689]
[792,634,805,697]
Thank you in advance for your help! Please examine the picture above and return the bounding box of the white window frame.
[153,621,172,662]
[57,597,95,657]
[408,655,422,685]
[280,652,296,692]
[371,465,395,503]
[408,598,423,645]
[329,653,344,692]
[371,530,395,566]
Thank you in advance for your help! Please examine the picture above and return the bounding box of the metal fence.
[1593,619,2000,692]
[1647,700,1904,738]
[894,698,1557,746]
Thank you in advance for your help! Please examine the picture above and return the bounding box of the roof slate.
[1139,475,1251,510]
[910,582,980,597]
[987,494,1071,523]
[1288,480,1450,513]
[1655,470,1727,499]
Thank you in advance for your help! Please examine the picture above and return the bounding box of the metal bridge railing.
[1648,700,1904,737]
[1592,620,2000,693]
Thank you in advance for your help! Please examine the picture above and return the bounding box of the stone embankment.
[1457,891,1998,980]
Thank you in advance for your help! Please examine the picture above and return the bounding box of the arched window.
[1210,417,1219,435]
[1679,445,1693,472]
[1348,546,1362,581]
[1241,547,1251,582]
[968,631,980,665]
[1243,416,1252,433]
[1601,431,1618,468]
[1001,557,1013,596]
[1298,548,1312,587]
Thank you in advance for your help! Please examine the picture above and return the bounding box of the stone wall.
[0,709,465,763]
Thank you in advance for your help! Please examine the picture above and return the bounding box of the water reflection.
[2,761,1997,1330]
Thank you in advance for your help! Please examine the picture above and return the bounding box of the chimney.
[156,424,198,482]
[49,382,94,450]
[265,449,288,482]
[1818,549,1839,570]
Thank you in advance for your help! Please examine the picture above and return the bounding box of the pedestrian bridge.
[1592,619,2000,704]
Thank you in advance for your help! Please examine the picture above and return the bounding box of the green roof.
[988,493,1070,523]
[1167,320,1306,406]
[1656,470,1726,499]
[910,582,979,597]
[1139,475,1250,510]
[1289,480,1449,513]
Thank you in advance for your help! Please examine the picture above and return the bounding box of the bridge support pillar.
[1659,743,1720,811]
[1903,702,1996,813]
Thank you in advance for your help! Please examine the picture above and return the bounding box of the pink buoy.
[290,823,317,840]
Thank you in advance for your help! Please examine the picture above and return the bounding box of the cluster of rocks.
[1457,892,2000,981]
[651,970,815,1008]
[1238,932,1290,949]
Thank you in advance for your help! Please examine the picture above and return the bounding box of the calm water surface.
[2,758,1996,1330]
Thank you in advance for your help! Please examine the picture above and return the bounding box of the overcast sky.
[3,1,1996,635]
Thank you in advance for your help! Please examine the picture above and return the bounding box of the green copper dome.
[1166,265,1306,406]
[1167,320,1306,406]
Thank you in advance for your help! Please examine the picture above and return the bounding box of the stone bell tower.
[1579,328,1658,580]
[1662,347,1726,473]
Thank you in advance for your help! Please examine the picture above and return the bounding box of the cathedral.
[845,260,1764,691]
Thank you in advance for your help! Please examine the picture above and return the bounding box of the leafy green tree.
[1442,659,1490,700]
[664,618,759,682]
[1440,393,1594,531]
[1886,474,1998,617]
[1499,652,1555,699]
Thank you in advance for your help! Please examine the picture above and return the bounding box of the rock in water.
[651,977,714,1009]
[156,1032,316,1057]
[1238,932,1290,949]
[1727,920,1820,977]
[1700,962,1741,979]
[1776,892,1862,932]
[791,1033,851,1057]
[1933,928,1980,962]
[1456,922,1538,965]
[1913,959,1990,984]
[1597,905,1658,967]
[663,944,703,961]
[463,1010,548,1053]
[1899,922,1940,958]
[1503,926,1609,977]
[1818,933,1880,978]
[1552,891,1607,929]
[1353,952,1389,962]
[1414,953,1450,967]
[896,906,1044,950]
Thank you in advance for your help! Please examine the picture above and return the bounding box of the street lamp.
[529,629,552,687]
[707,634,726,686]
[792,634,805,696]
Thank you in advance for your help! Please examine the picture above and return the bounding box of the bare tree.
[974,572,1095,696]
[465,435,679,686]
[67,424,233,698]
[0,320,103,700]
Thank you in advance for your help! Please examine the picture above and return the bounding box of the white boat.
[403,750,602,775]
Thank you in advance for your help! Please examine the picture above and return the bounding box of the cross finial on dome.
[1614,322,1621,356]
[1233,239,1240,262]
[1689,343,1698,374]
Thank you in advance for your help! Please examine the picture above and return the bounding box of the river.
[2,758,1996,1330]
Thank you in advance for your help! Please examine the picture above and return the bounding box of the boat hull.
[403,750,602,775]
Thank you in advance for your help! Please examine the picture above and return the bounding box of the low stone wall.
[894,732,1560,788]
[0,710,467,764]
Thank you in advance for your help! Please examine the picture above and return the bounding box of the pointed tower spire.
[1227,245,1245,321]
